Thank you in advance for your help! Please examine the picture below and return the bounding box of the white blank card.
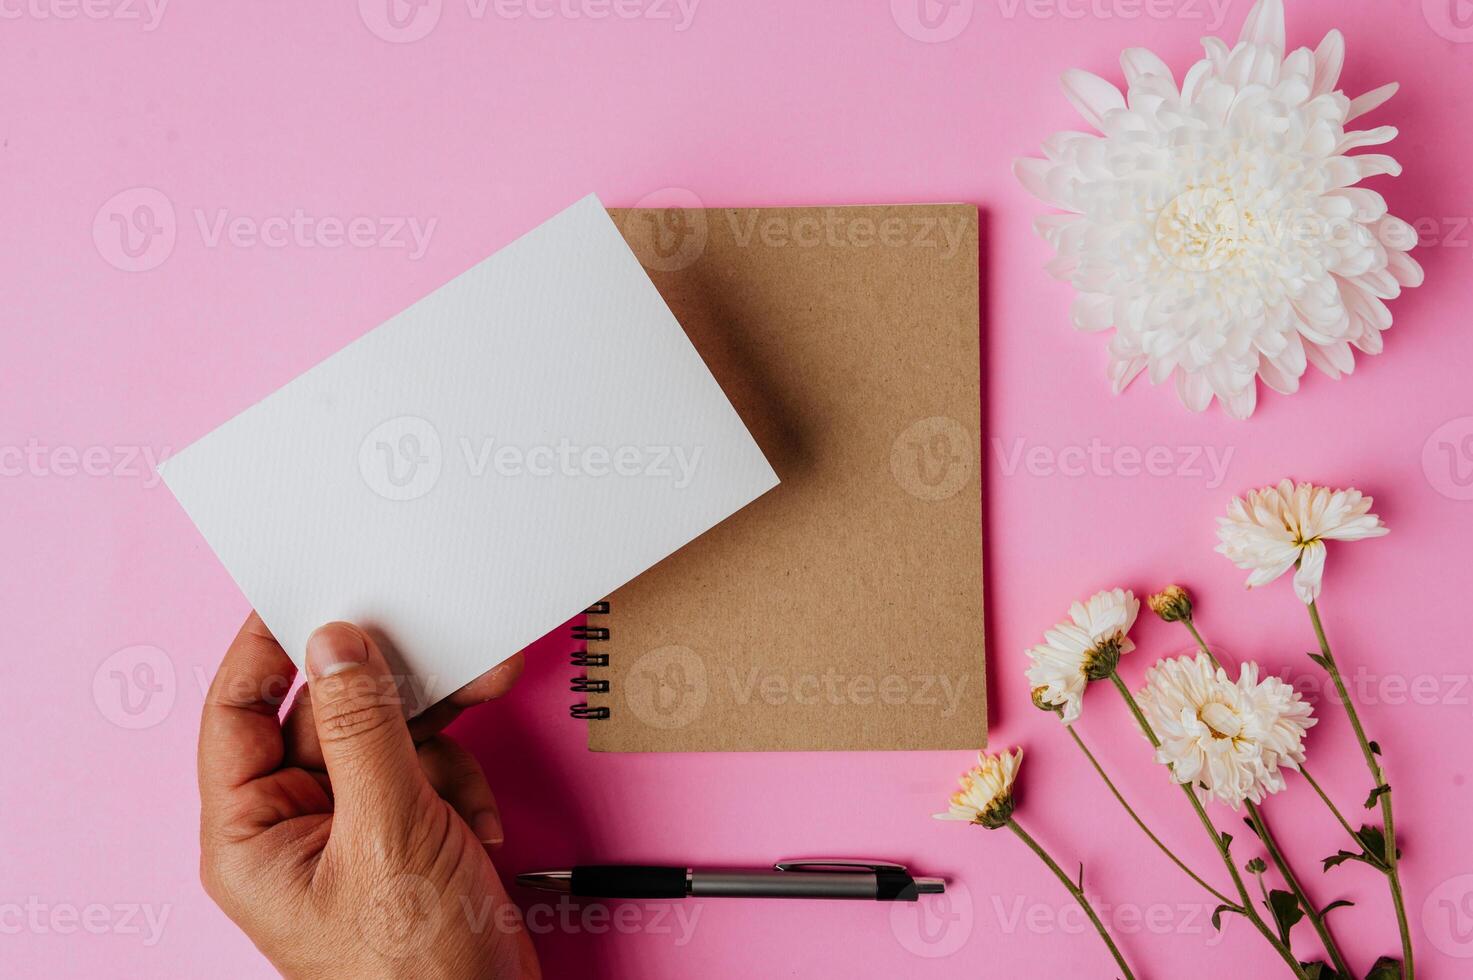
[161,194,778,712]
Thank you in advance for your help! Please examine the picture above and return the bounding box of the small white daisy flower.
[1025,589,1140,723]
[1216,479,1388,603]
[934,748,1024,829]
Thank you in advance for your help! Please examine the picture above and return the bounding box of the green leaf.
[1308,652,1332,671]
[1369,740,1382,756]
[1298,962,1344,980]
[1220,831,1234,851]
[1353,824,1397,865]
[1242,816,1261,839]
[1356,824,1387,855]
[1322,850,1361,872]
[1365,955,1403,980]
[1365,784,1392,809]
[1245,857,1267,874]
[1266,889,1304,945]
[1077,862,1085,891]
[1320,899,1354,917]
[1211,904,1240,932]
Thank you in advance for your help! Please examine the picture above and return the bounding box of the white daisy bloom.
[1216,479,1388,603]
[1015,0,1422,419]
[1137,655,1316,809]
[934,748,1023,829]
[1025,588,1140,723]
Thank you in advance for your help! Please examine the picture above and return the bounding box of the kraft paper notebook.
[574,204,985,752]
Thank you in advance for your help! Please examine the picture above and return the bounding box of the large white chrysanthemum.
[1137,655,1315,809]
[1216,478,1388,603]
[934,748,1023,829]
[1025,588,1139,723]
[1015,0,1422,418]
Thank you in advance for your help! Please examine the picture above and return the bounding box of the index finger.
[197,612,297,802]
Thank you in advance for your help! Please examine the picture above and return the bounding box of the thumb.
[306,623,426,842]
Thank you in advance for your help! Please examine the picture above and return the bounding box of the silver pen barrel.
[691,870,881,899]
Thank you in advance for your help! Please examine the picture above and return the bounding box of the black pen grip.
[572,865,687,898]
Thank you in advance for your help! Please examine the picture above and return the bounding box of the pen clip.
[773,859,908,874]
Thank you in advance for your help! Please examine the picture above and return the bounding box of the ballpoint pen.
[516,859,946,902]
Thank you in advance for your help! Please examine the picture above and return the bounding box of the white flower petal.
[1347,82,1398,121]
[1239,0,1285,51]
[1121,47,1174,88]
[1310,29,1345,98]
[1061,69,1126,131]
[1292,539,1327,603]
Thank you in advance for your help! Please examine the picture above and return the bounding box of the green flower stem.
[1108,673,1310,978]
[1064,724,1234,906]
[1183,618,1220,668]
[1182,613,1360,974]
[1246,801,1355,978]
[1109,672,1311,980]
[1308,600,1414,979]
[1300,766,1385,867]
[1006,818,1137,980]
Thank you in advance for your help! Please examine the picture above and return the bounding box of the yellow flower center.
[1154,187,1246,272]
[1199,701,1243,740]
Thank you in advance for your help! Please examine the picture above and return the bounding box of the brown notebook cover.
[580,204,984,751]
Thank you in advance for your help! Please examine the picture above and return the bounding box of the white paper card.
[162,194,778,712]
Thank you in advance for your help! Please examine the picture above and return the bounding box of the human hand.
[198,613,540,979]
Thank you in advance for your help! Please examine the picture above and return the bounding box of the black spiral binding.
[570,601,611,720]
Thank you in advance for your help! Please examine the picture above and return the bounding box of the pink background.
[4,0,1473,976]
